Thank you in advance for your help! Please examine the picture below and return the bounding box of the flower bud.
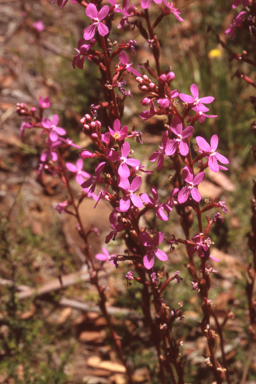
[166,71,175,82]
[136,77,143,83]
[141,97,151,106]
[143,75,149,81]
[85,114,92,122]
[149,82,155,89]
[159,74,167,83]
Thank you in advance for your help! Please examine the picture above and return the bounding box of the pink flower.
[149,131,172,170]
[232,0,248,8]
[55,201,69,214]
[81,162,106,193]
[139,101,158,121]
[118,142,140,178]
[139,231,168,269]
[42,114,66,142]
[118,51,141,77]
[39,96,50,109]
[33,21,45,32]
[178,167,205,204]
[95,247,115,264]
[166,117,194,156]
[105,211,124,243]
[108,119,128,141]
[83,4,109,40]
[179,84,214,113]
[188,234,209,258]
[196,134,229,172]
[72,39,96,69]
[225,11,246,39]
[40,138,61,162]
[164,1,184,21]
[140,186,169,221]
[118,176,143,212]
[107,0,130,15]
[66,159,90,185]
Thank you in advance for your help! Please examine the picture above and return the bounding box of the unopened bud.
[85,114,92,122]
[141,97,151,106]
[159,74,167,83]
[166,71,175,82]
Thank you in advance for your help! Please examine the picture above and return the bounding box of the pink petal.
[200,96,214,104]
[118,162,130,178]
[178,187,190,204]
[165,140,177,156]
[193,171,205,185]
[191,188,201,202]
[52,114,59,125]
[131,176,142,192]
[83,24,96,40]
[55,127,66,136]
[49,130,58,142]
[128,67,141,77]
[119,196,130,212]
[141,0,151,9]
[66,162,77,172]
[179,141,189,156]
[113,119,121,132]
[121,141,130,158]
[179,94,194,104]
[190,84,199,99]
[149,151,160,162]
[153,231,165,245]
[196,136,211,152]
[140,193,152,204]
[151,186,158,201]
[209,156,219,172]
[98,22,109,37]
[98,5,109,20]
[210,134,219,151]
[86,3,98,19]
[156,207,168,221]
[131,193,143,208]
[215,152,229,164]
[76,174,85,185]
[182,167,193,183]
[140,232,152,246]
[118,51,129,65]
[155,249,168,261]
[171,117,182,134]
[181,125,194,139]
[143,253,154,269]
[76,158,83,170]
[157,155,164,171]
[126,158,140,168]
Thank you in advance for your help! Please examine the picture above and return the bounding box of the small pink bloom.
[196,134,229,172]
[84,4,109,40]
[118,142,140,178]
[33,21,45,32]
[95,247,115,264]
[225,11,246,39]
[179,84,214,112]
[42,114,66,142]
[66,159,90,185]
[139,231,168,269]
[149,131,171,170]
[166,117,194,156]
[118,51,141,77]
[108,119,128,141]
[178,167,205,204]
[39,96,50,109]
[118,176,143,212]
